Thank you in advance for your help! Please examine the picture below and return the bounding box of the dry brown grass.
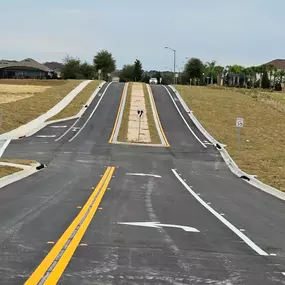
[0,159,36,166]
[143,83,161,144]
[50,80,101,121]
[0,79,67,86]
[118,83,132,142]
[176,85,285,191]
[0,84,51,104]
[0,166,22,177]
[0,80,83,133]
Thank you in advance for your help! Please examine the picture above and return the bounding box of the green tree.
[133,59,143,82]
[155,71,162,84]
[261,70,270,89]
[184,58,204,82]
[80,62,94,79]
[119,64,134,82]
[93,50,116,80]
[62,56,81,79]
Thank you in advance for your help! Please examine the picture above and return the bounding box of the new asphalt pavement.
[0,82,285,284]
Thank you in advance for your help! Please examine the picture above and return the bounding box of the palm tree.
[280,70,285,83]
[214,66,224,86]
[206,60,216,84]
[241,67,249,87]
[266,64,275,88]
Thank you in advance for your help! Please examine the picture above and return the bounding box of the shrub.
[275,83,282,91]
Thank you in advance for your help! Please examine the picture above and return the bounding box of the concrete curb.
[111,83,129,143]
[0,80,92,140]
[46,81,106,125]
[0,162,42,189]
[169,85,285,202]
[146,84,168,147]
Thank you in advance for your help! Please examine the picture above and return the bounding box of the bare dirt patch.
[0,80,83,133]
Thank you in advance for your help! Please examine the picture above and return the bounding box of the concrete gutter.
[0,80,92,140]
[146,84,169,147]
[0,161,42,188]
[47,81,106,125]
[169,85,285,202]
[111,83,129,143]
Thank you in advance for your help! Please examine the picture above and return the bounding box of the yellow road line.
[148,85,170,147]
[25,167,115,285]
[109,83,127,143]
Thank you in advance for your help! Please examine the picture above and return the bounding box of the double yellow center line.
[25,167,115,285]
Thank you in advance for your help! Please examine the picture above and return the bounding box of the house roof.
[43,61,63,72]
[0,58,52,72]
[266,59,285,70]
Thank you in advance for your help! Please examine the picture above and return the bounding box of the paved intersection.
[0,82,285,284]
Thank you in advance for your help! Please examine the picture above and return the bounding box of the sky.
[0,0,284,70]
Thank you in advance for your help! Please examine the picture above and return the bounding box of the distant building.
[0,58,53,79]
[266,59,285,71]
[43,62,63,78]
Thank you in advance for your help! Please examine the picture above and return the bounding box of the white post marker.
[236,117,244,149]
[118,222,199,233]
[137,110,144,141]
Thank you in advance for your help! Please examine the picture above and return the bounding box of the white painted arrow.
[118,222,199,232]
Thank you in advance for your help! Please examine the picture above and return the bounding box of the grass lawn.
[176,85,285,191]
[49,80,101,121]
[0,79,83,133]
[0,166,22,177]
[143,83,161,144]
[0,159,36,165]
[117,83,132,142]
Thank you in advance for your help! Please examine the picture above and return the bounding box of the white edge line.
[162,86,207,148]
[171,169,268,256]
[112,83,128,143]
[0,139,11,157]
[147,84,167,146]
[169,85,285,202]
[69,82,112,142]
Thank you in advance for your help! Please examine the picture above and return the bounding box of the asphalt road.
[0,82,285,284]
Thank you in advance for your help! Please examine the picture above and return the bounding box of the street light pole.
[165,46,176,85]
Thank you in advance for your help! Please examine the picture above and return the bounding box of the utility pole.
[165,46,176,85]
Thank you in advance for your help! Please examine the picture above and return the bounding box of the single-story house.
[266,59,285,71]
[0,58,53,79]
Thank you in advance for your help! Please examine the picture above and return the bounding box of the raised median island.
[111,82,169,147]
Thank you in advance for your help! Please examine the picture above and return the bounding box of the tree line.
[61,50,116,80]
[183,58,285,90]
[61,50,284,90]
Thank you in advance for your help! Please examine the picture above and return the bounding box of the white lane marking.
[55,118,80,142]
[172,169,268,256]
[126,173,162,178]
[36,135,56,138]
[118,222,199,232]
[49,125,67,128]
[270,253,277,256]
[282,272,285,276]
[163,86,207,148]
[69,82,112,142]
[0,139,11,157]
